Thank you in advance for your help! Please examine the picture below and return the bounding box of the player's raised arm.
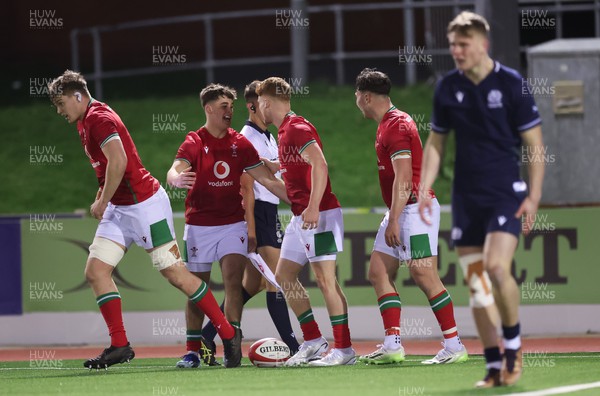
[246,164,291,205]
[167,160,196,189]
[515,125,544,234]
[419,132,448,224]
[91,138,127,219]
[261,157,281,174]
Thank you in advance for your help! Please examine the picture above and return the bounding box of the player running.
[354,68,467,365]
[167,83,290,368]
[419,11,545,387]
[256,77,355,366]
[196,81,301,365]
[48,70,238,370]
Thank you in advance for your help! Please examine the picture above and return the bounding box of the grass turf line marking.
[504,381,600,396]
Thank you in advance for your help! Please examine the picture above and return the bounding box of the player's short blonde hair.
[447,11,490,37]
[255,77,291,102]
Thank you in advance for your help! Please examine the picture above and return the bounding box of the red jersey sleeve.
[176,132,201,171]
[382,117,413,160]
[289,120,317,154]
[87,112,120,149]
[238,135,262,171]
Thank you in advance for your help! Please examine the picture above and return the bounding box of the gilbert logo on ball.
[248,338,290,367]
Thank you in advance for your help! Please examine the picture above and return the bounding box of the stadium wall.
[1,208,599,345]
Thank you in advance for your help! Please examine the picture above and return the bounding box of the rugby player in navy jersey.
[418,11,545,388]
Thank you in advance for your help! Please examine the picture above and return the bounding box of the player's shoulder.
[240,122,261,140]
[437,69,462,86]
[184,128,204,144]
[86,101,115,122]
[287,115,315,133]
[495,61,524,82]
[385,109,415,130]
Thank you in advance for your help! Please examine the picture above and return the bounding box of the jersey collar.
[81,97,96,122]
[245,120,271,139]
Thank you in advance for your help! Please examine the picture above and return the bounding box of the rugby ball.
[248,338,290,367]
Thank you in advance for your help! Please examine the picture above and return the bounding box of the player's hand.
[301,206,319,230]
[418,192,433,225]
[173,166,196,189]
[515,196,539,235]
[90,199,108,220]
[385,220,402,248]
[247,234,257,253]
[261,158,280,174]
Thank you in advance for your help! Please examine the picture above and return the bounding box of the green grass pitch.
[2,354,600,396]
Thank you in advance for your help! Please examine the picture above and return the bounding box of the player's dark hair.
[200,83,237,107]
[244,80,261,102]
[447,11,490,37]
[255,77,291,102]
[48,70,89,103]
[355,68,391,96]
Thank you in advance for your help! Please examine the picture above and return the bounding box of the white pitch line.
[504,381,600,396]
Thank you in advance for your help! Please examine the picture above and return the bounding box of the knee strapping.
[88,237,125,267]
[150,240,182,270]
[459,253,494,308]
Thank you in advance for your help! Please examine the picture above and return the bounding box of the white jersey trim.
[240,123,280,205]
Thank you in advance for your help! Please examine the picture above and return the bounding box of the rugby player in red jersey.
[354,68,467,366]
[256,77,355,366]
[196,81,301,365]
[167,83,289,368]
[48,70,237,369]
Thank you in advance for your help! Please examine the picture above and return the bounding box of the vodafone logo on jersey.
[208,161,234,187]
[213,161,230,179]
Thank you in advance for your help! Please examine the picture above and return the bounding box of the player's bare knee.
[367,267,386,287]
[314,273,336,294]
[486,263,509,287]
[161,266,186,290]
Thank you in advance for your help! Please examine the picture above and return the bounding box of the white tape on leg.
[459,253,494,308]
[88,237,125,267]
[151,240,182,270]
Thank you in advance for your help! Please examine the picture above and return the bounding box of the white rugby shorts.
[280,207,344,265]
[96,186,176,250]
[183,221,248,272]
[373,198,440,262]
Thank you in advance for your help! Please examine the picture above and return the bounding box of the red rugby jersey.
[176,127,262,226]
[376,107,435,208]
[278,112,340,216]
[77,100,159,205]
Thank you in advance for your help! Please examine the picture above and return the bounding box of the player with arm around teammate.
[197,81,301,362]
[167,83,289,368]
[48,70,237,369]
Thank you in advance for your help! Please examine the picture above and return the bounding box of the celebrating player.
[256,77,355,366]
[167,83,289,368]
[354,68,467,365]
[419,11,545,387]
[48,70,238,369]
[197,81,300,362]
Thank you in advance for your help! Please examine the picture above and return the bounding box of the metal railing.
[70,0,475,99]
[71,0,600,99]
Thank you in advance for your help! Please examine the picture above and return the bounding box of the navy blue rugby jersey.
[431,61,541,201]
